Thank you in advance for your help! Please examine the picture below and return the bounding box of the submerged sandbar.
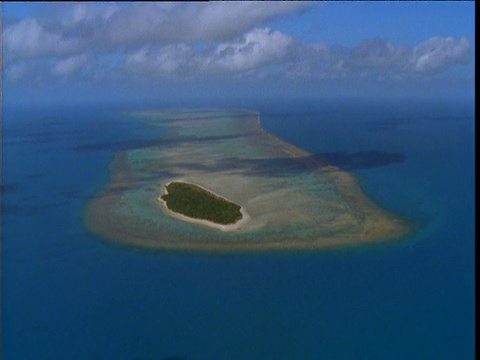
[85,108,410,251]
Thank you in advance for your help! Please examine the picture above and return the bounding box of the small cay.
[159,181,243,225]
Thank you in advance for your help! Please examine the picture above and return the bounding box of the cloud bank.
[2,2,472,85]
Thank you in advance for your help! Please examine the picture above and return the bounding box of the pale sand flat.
[84,108,411,251]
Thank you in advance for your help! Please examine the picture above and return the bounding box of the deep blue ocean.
[2,98,474,359]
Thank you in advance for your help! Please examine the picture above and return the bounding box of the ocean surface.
[2,98,474,359]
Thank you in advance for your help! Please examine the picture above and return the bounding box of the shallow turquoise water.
[2,99,474,359]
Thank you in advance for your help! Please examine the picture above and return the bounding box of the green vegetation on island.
[161,182,243,225]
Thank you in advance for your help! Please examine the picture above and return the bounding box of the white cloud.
[187,2,306,41]
[51,54,89,76]
[349,38,411,69]
[2,2,304,63]
[305,36,471,80]
[126,45,194,77]
[325,38,413,79]
[105,2,306,46]
[125,28,294,77]
[59,2,120,26]
[3,19,82,60]
[205,28,294,72]
[105,3,175,46]
[413,36,471,74]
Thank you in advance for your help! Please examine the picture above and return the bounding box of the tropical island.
[84,108,410,251]
[157,181,249,231]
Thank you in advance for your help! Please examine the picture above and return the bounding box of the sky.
[1,1,475,106]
